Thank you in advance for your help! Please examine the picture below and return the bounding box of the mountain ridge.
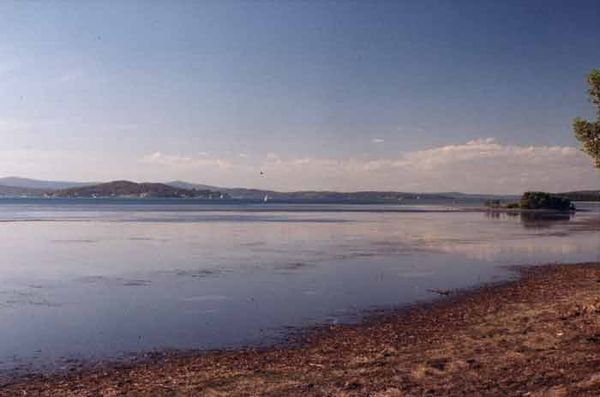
[0,176,596,201]
[0,177,93,190]
[0,184,46,197]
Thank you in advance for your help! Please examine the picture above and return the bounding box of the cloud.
[112,123,139,131]
[397,138,583,173]
[0,118,33,132]
[250,138,598,193]
[0,118,62,136]
[58,69,85,84]
[372,138,385,144]
[0,61,20,77]
[137,138,597,193]
[140,152,233,170]
[0,149,113,181]
[265,152,280,161]
[4,139,596,194]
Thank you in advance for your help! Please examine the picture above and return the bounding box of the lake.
[0,199,598,375]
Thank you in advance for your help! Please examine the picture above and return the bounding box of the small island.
[486,191,576,211]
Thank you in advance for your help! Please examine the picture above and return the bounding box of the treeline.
[486,192,575,211]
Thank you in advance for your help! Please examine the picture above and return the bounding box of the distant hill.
[166,181,517,203]
[1,176,585,203]
[168,181,432,201]
[51,181,228,199]
[0,177,92,190]
[557,190,600,201]
[0,185,46,197]
[167,180,218,191]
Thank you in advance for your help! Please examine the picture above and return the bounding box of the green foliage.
[519,192,574,211]
[505,202,520,209]
[588,69,600,110]
[573,69,600,167]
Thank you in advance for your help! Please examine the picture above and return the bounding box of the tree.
[573,69,600,167]
[519,191,574,211]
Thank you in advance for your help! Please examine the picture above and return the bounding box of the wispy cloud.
[371,138,385,144]
[112,123,139,131]
[140,152,233,170]
[0,61,20,77]
[136,139,598,193]
[57,69,85,84]
[0,118,32,132]
[6,139,595,194]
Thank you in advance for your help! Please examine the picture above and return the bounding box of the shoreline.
[2,262,599,396]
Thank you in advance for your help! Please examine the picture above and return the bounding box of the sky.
[1,0,599,194]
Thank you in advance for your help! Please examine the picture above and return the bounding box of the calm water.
[0,199,598,374]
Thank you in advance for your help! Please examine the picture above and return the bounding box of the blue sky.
[1,0,599,193]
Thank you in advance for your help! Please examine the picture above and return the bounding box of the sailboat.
[263,194,269,203]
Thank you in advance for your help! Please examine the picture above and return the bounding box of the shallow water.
[0,199,598,374]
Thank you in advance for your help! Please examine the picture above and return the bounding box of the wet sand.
[2,263,599,396]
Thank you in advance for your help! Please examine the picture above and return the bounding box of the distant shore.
[2,263,599,396]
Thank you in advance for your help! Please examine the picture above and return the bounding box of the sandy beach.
[1,262,599,396]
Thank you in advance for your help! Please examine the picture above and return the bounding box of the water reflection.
[0,201,598,374]
[519,211,574,228]
[484,210,575,229]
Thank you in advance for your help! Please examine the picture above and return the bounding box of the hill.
[0,185,46,197]
[51,181,227,199]
[0,177,579,203]
[167,180,218,191]
[0,177,92,190]
[167,181,517,203]
[556,190,600,201]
